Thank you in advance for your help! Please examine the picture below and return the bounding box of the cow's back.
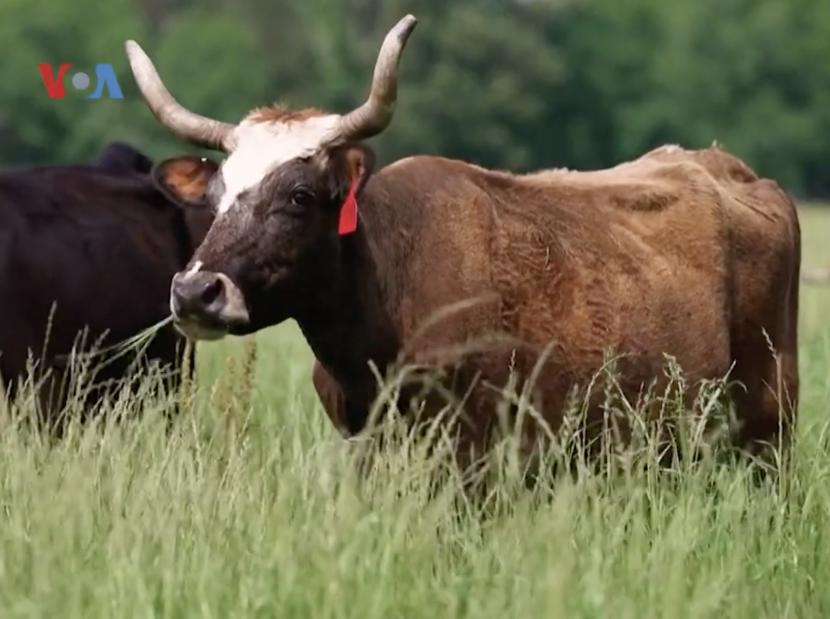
[374,150,735,379]
[367,147,799,449]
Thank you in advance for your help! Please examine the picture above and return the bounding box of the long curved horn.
[335,15,418,142]
[125,41,236,151]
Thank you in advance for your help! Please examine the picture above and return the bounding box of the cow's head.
[126,16,416,340]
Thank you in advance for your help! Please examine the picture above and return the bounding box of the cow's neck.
[296,189,401,430]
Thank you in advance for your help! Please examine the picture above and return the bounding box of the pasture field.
[0,208,829,619]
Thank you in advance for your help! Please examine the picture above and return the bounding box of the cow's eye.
[290,189,314,208]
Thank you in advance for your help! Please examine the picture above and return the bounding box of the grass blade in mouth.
[53,315,176,369]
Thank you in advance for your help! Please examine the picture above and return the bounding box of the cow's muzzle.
[170,271,249,340]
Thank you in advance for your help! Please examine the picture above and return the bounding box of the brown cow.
[126,16,800,460]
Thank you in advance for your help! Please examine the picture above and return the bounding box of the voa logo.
[38,64,124,100]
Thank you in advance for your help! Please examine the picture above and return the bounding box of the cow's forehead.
[217,115,340,215]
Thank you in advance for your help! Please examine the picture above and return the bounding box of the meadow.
[0,208,828,619]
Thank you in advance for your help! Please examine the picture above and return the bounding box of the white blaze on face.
[216,115,341,216]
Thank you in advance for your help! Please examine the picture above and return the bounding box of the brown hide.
[313,145,800,456]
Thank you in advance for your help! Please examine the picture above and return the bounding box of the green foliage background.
[2,0,830,196]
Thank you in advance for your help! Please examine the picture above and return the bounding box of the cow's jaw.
[173,320,227,341]
[169,293,228,340]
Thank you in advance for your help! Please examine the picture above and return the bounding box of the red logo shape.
[38,63,73,99]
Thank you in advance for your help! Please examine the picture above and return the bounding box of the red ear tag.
[338,179,359,236]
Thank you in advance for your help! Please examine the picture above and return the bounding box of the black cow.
[0,143,212,420]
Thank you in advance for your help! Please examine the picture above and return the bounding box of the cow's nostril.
[200,276,224,308]
[171,271,247,329]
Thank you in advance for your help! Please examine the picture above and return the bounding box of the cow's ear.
[331,144,375,200]
[152,156,218,207]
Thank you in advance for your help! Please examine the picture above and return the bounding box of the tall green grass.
[0,208,828,618]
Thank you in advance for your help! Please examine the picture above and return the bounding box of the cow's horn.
[125,41,236,151]
[335,15,417,142]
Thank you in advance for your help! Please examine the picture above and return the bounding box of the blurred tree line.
[2,0,830,197]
